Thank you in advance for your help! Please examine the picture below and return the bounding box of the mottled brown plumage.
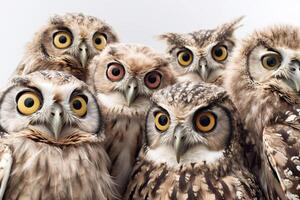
[125,82,263,199]
[88,43,175,194]
[225,25,300,199]
[13,13,119,81]
[0,71,116,199]
[158,17,242,85]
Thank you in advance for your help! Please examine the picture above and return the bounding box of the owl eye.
[53,31,73,49]
[71,96,88,117]
[261,53,281,69]
[106,63,125,82]
[177,49,193,67]
[154,112,170,132]
[194,111,216,133]
[212,45,228,62]
[93,33,107,50]
[144,71,162,89]
[17,92,41,115]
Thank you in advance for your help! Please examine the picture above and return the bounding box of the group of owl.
[0,12,298,200]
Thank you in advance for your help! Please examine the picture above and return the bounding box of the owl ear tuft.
[215,16,245,38]
[156,33,183,46]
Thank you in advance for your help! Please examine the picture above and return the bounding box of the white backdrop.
[0,0,300,87]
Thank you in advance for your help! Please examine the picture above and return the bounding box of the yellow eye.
[17,92,41,115]
[53,31,72,49]
[93,33,107,50]
[71,96,88,117]
[212,45,228,62]
[194,111,216,133]
[177,49,193,67]
[261,53,281,70]
[154,112,170,132]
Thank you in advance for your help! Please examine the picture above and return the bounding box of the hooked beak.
[291,67,300,92]
[79,42,88,68]
[174,126,186,163]
[48,104,64,140]
[124,79,138,106]
[198,59,210,81]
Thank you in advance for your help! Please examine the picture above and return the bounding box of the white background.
[0,0,300,87]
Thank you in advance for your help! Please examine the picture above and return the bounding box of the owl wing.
[263,123,300,199]
[0,144,12,200]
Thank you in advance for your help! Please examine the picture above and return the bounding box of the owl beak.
[291,66,300,92]
[125,79,138,106]
[198,59,210,81]
[79,42,88,68]
[48,104,64,140]
[174,127,186,163]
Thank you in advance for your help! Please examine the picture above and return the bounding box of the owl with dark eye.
[13,13,119,81]
[158,17,242,86]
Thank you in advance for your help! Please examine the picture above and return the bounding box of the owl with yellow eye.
[13,13,119,81]
[158,17,242,86]
[0,70,117,199]
[124,81,263,199]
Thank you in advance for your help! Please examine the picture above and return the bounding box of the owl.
[13,13,119,81]
[124,81,263,199]
[88,43,175,194]
[158,17,243,85]
[0,70,116,199]
[225,25,300,199]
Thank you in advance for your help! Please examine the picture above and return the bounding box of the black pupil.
[73,100,82,110]
[24,98,34,108]
[59,35,67,44]
[158,115,168,126]
[199,115,210,127]
[112,68,121,76]
[148,74,157,83]
[214,48,223,57]
[95,37,102,45]
[182,52,190,62]
[266,56,277,67]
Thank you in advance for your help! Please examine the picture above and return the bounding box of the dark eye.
[193,111,217,133]
[177,49,193,67]
[144,71,162,89]
[53,31,73,49]
[261,53,281,69]
[212,45,228,62]
[106,63,125,82]
[93,33,107,50]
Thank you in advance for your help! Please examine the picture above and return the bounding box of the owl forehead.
[152,82,227,108]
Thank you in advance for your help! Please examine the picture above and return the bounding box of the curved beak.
[174,126,186,163]
[291,67,300,92]
[198,59,210,81]
[48,104,64,140]
[124,79,138,106]
[79,42,88,68]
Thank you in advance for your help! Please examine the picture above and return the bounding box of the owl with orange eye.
[13,13,119,82]
[124,81,263,199]
[87,43,175,194]
[158,17,242,86]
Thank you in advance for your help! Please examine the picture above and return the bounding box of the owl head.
[144,81,242,166]
[88,43,175,117]
[158,17,242,84]
[0,70,102,144]
[25,13,119,71]
[226,25,300,99]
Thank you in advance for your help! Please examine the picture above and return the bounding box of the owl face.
[32,13,118,69]
[89,43,175,116]
[0,71,101,143]
[239,26,300,94]
[159,17,242,83]
[144,82,241,166]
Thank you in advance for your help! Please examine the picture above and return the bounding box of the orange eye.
[144,71,161,89]
[93,33,107,50]
[194,111,216,133]
[53,31,73,49]
[154,112,170,132]
[17,92,41,115]
[177,49,193,67]
[106,63,125,82]
[212,45,228,62]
